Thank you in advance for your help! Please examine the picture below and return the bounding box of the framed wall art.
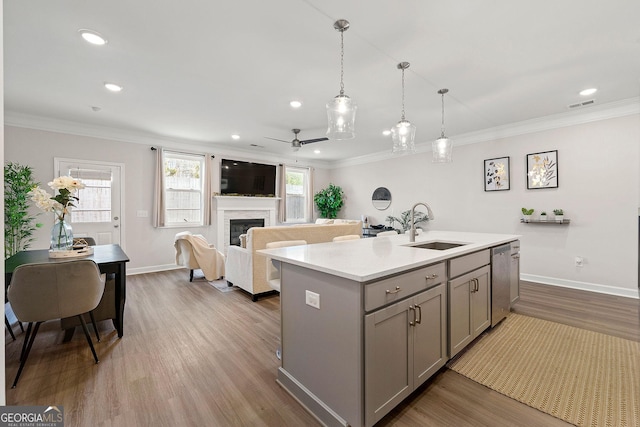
[526,150,558,189]
[484,156,510,191]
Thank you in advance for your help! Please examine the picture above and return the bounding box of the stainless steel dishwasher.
[491,243,512,327]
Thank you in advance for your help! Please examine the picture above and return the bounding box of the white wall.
[329,114,640,297]
[4,126,332,272]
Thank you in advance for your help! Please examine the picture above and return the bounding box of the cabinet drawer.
[449,249,489,279]
[365,263,445,312]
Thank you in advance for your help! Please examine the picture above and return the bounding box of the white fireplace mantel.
[214,196,280,253]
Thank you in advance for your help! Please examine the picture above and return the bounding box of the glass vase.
[51,218,73,251]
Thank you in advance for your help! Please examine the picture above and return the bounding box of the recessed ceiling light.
[579,88,597,96]
[78,29,107,45]
[382,130,391,136]
[314,149,321,154]
[104,82,123,92]
[231,134,240,140]
[290,100,302,108]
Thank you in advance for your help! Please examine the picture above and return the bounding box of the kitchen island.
[259,230,520,427]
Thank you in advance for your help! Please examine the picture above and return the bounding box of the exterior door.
[55,158,123,246]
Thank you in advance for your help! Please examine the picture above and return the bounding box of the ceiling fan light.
[432,137,452,162]
[391,120,416,155]
[326,94,356,140]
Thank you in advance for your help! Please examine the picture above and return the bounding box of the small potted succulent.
[540,211,547,221]
[553,209,564,223]
[521,207,534,222]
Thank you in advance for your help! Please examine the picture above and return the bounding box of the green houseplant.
[4,162,42,258]
[314,183,344,219]
[521,207,534,222]
[386,210,430,232]
[553,209,564,223]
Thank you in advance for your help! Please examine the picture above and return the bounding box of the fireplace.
[214,196,279,254]
[230,219,264,246]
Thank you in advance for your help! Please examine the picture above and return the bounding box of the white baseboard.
[521,274,639,300]
[127,264,183,276]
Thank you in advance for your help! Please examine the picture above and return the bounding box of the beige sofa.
[225,221,362,301]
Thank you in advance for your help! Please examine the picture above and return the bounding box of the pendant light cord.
[440,92,446,137]
[401,67,406,121]
[339,29,345,96]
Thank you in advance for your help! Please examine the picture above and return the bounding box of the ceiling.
[5,0,640,162]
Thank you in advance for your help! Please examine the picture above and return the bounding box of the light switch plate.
[305,290,320,309]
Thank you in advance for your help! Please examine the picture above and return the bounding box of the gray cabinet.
[448,265,491,358]
[364,283,447,426]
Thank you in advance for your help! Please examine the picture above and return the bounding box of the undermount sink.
[408,241,468,250]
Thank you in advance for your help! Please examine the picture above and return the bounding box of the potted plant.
[521,207,534,222]
[386,209,430,233]
[314,183,344,219]
[4,162,42,259]
[553,209,564,223]
[540,211,547,221]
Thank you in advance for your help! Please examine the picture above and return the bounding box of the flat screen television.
[220,159,277,197]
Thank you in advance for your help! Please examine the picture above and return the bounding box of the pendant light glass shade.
[327,94,356,140]
[391,120,416,154]
[326,20,356,140]
[433,88,452,163]
[391,62,416,155]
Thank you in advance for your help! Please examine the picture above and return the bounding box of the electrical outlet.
[305,290,320,309]
[136,210,149,218]
[575,256,584,267]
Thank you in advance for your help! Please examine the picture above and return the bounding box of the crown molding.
[3,112,333,169]
[6,96,638,170]
[330,97,640,169]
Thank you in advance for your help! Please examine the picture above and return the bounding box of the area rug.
[208,279,238,293]
[448,314,640,427]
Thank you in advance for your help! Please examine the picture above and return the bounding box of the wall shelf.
[520,219,570,224]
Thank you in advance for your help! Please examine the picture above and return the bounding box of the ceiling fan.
[264,128,328,151]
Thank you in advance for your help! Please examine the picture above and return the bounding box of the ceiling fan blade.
[300,137,329,145]
[264,137,291,143]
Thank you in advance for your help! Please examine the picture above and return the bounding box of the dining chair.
[7,259,106,388]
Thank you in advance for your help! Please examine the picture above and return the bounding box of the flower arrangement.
[29,176,85,250]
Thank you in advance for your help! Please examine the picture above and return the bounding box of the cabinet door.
[448,275,472,358]
[471,265,491,337]
[412,284,447,388]
[364,298,413,426]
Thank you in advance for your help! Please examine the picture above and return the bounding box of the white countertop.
[258,230,520,282]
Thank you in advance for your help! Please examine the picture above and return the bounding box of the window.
[69,168,113,223]
[285,166,310,223]
[163,151,206,226]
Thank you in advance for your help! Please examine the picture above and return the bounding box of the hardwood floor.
[5,272,639,426]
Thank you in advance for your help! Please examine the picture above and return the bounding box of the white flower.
[48,176,85,192]
[28,187,63,213]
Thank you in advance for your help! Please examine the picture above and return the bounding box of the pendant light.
[433,88,453,162]
[391,62,416,155]
[326,19,357,140]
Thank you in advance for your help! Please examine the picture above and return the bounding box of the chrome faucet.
[409,202,435,242]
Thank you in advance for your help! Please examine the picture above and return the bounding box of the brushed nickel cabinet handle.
[425,274,439,280]
[386,286,401,294]
[415,304,422,324]
[409,305,415,326]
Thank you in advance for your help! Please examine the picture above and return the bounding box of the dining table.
[5,244,130,339]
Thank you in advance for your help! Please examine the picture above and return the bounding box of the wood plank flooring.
[5,272,639,426]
